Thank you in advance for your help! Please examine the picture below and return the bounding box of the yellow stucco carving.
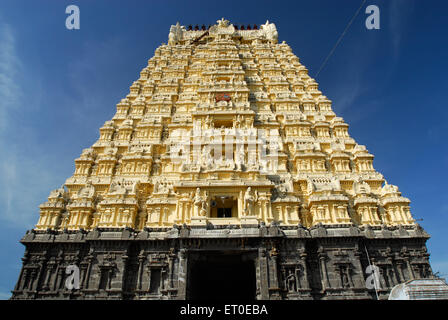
[35,19,415,231]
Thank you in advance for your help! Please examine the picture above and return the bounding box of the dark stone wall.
[10,224,433,300]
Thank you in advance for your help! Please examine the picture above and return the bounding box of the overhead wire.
[315,0,367,78]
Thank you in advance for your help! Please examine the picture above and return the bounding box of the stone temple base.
[11,223,433,300]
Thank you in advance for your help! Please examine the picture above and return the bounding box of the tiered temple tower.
[12,19,433,300]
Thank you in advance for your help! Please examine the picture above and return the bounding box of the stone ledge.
[20,223,430,243]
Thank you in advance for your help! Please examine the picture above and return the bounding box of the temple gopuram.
[11,18,434,300]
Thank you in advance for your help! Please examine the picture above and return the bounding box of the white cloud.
[0,23,129,230]
[0,23,22,132]
[0,21,63,229]
[66,36,129,126]
[331,75,362,114]
[329,1,416,122]
[389,0,415,59]
[0,23,132,230]
[0,291,11,300]
[0,150,62,228]
[327,42,376,120]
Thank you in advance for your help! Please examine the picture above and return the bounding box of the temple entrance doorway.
[187,251,256,300]
[209,196,238,218]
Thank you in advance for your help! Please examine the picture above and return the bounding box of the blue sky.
[0,0,447,299]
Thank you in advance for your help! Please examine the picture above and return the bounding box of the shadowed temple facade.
[12,18,434,300]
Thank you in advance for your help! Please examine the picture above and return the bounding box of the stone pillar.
[353,249,366,288]
[19,269,28,291]
[300,252,310,290]
[42,263,54,291]
[270,254,279,289]
[119,253,129,294]
[147,268,152,292]
[412,264,421,279]
[319,252,330,290]
[347,265,354,288]
[258,247,269,299]
[388,265,398,286]
[396,261,405,283]
[33,259,45,292]
[405,258,415,280]
[79,264,87,291]
[378,267,387,288]
[186,203,191,221]
[181,202,186,223]
[107,269,113,290]
[29,269,37,291]
[55,266,64,291]
[177,249,188,299]
[267,202,273,222]
[136,252,145,290]
[175,202,180,222]
[238,194,243,218]
[168,251,175,290]
[260,200,266,221]
[284,206,290,224]
[269,247,281,299]
[161,267,167,292]
[176,202,184,223]
[83,254,93,290]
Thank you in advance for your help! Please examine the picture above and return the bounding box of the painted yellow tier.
[35,18,415,231]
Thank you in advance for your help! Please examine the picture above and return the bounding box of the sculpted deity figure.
[243,187,256,215]
[200,191,208,217]
[217,18,230,28]
[331,139,345,152]
[105,142,118,157]
[329,176,342,191]
[78,181,95,198]
[109,179,127,195]
[109,180,119,194]
[234,115,242,128]
[193,188,206,217]
[286,270,297,293]
[354,177,371,194]
[153,180,160,194]
[80,148,94,159]
[205,115,213,129]
[382,180,399,195]
[168,22,184,45]
[200,201,207,217]
[235,147,245,170]
[284,176,294,193]
[201,145,214,169]
[153,178,172,195]
[341,269,350,288]
[49,185,66,199]
[162,181,171,194]
[159,181,167,194]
